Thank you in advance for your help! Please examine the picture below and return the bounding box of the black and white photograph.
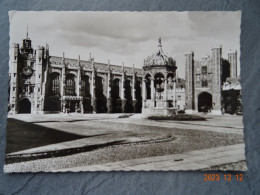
[4,11,246,172]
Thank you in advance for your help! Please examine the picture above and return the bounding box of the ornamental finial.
[158,37,162,47]
[26,26,29,39]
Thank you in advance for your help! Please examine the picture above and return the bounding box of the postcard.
[4,11,245,172]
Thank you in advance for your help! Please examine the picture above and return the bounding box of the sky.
[9,11,241,78]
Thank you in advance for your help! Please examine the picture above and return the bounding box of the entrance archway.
[18,98,31,113]
[198,92,212,112]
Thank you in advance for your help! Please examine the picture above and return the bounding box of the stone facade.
[8,35,144,114]
[9,35,239,115]
[185,47,242,115]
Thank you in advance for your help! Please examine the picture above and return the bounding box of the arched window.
[135,80,141,100]
[112,79,120,99]
[95,76,104,98]
[81,75,90,97]
[124,79,132,100]
[50,72,60,96]
[65,74,75,96]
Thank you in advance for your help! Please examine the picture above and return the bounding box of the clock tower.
[8,29,49,114]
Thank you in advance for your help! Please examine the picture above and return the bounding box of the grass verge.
[148,114,206,121]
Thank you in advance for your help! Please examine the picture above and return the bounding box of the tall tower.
[9,43,20,114]
[185,51,195,113]
[228,51,237,78]
[34,46,45,113]
[211,47,222,115]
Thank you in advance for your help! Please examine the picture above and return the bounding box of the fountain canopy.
[143,38,176,70]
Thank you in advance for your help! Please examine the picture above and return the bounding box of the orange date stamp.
[204,174,243,181]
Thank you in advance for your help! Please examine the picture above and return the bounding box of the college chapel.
[8,33,241,115]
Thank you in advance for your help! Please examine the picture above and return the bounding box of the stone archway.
[18,98,31,114]
[198,92,212,112]
[154,73,165,100]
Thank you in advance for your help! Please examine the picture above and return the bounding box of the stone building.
[9,33,239,115]
[8,33,144,114]
[185,48,242,114]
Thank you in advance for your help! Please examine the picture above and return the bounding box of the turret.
[211,47,222,114]
[21,28,33,54]
[9,43,20,114]
[185,51,195,112]
[228,51,237,78]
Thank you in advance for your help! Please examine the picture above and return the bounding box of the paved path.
[54,144,246,172]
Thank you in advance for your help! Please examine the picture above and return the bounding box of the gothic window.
[50,72,60,96]
[112,79,120,99]
[65,74,75,96]
[135,81,141,100]
[124,80,132,100]
[81,75,90,97]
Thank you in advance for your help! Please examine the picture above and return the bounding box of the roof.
[143,38,175,67]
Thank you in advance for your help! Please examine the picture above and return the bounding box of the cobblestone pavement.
[54,144,246,172]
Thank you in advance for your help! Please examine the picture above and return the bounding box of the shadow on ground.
[5,118,105,154]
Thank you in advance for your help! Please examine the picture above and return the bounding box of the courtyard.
[4,113,245,172]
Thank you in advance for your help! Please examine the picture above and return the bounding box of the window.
[65,74,75,96]
[178,95,181,100]
[50,72,60,96]
[13,87,15,91]
[112,79,120,99]
[30,86,34,93]
[81,76,90,97]
[201,66,207,74]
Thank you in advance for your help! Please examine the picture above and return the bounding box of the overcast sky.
[9,11,241,78]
